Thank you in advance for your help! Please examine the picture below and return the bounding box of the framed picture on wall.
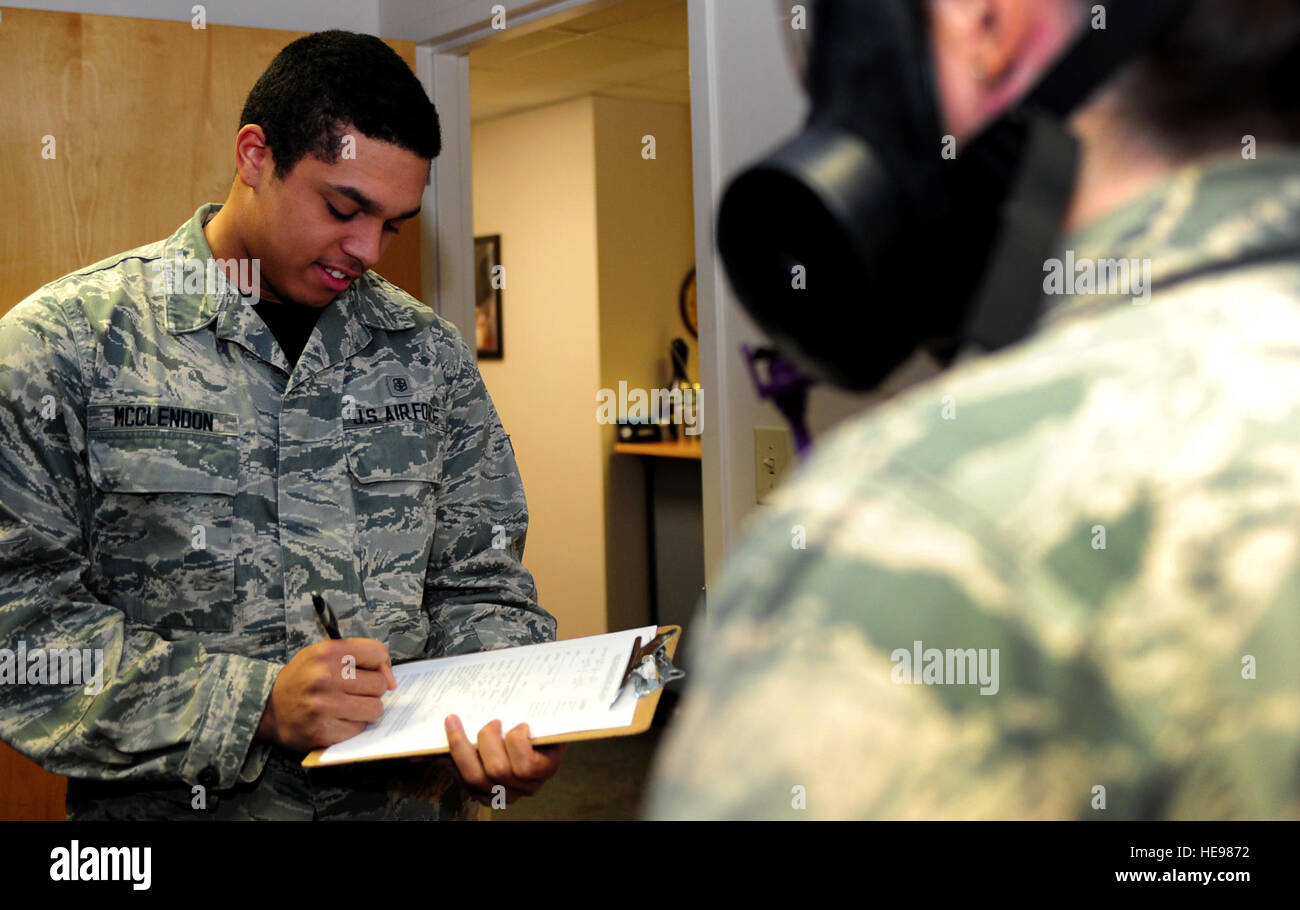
[474,234,503,359]
[679,266,697,338]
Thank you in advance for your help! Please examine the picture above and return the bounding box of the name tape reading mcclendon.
[87,404,237,436]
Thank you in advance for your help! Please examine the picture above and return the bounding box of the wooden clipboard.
[302,625,681,768]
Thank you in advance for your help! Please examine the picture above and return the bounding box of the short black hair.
[1110,0,1300,151]
[240,29,441,181]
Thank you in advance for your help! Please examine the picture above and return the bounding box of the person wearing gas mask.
[646,0,1300,819]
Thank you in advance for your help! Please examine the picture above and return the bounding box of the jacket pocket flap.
[88,431,238,495]
[345,426,443,484]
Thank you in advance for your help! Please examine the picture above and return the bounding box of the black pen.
[312,593,342,639]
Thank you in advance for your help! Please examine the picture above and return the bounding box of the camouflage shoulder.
[744,260,1300,642]
[38,237,167,298]
[364,272,471,363]
[1,284,87,359]
[649,259,1300,819]
[6,237,167,337]
[784,255,1300,506]
[69,236,168,277]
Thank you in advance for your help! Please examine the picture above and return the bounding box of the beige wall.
[471,94,696,639]
[472,97,606,640]
[592,96,696,633]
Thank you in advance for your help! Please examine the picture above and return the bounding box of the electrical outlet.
[754,427,792,503]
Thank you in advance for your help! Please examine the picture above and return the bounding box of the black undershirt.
[250,297,326,368]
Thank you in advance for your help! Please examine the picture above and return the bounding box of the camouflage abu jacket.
[647,148,1300,819]
[0,202,556,819]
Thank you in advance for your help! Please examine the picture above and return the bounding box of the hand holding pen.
[253,593,397,752]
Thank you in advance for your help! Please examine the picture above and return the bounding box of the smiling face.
[231,123,428,307]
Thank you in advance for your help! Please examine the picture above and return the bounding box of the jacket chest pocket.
[86,429,239,631]
[344,424,443,657]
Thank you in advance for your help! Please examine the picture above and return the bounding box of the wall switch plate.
[754,427,793,503]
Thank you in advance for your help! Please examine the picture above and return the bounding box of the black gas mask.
[718,0,1189,393]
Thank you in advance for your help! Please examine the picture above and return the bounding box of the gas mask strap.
[961,110,1079,353]
[959,0,1191,355]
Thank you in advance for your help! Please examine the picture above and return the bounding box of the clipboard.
[302,625,681,768]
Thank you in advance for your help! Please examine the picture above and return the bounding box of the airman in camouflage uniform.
[0,202,556,819]
[647,148,1300,819]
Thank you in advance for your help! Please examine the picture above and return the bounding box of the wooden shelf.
[614,437,703,460]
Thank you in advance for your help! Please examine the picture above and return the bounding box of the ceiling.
[468,0,689,124]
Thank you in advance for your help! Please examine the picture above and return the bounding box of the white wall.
[686,0,880,583]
